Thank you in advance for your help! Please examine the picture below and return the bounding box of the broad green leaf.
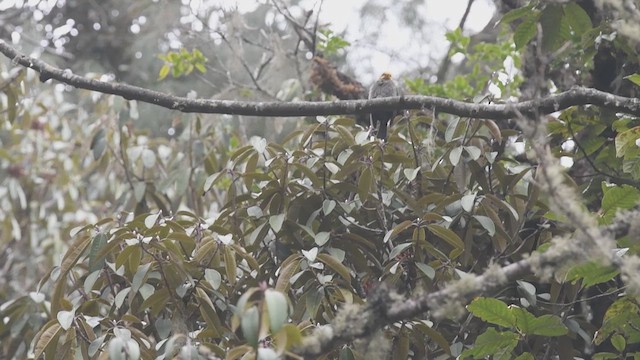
[467,297,516,328]
[615,126,640,158]
[564,3,592,34]
[314,231,331,246]
[611,334,626,352]
[140,288,169,314]
[88,335,107,357]
[241,306,260,347]
[88,232,108,272]
[415,262,435,279]
[224,246,237,286]
[403,167,420,182]
[56,310,74,330]
[322,199,336,215]
[528,314,568,336]
[512,306,537,334]
[595,298,640,345]
[144,212,160,228]
[269,214,285,233]
[264,289,289,333]
[625,73,640,87]
[115,287,131,309]
[389,242,412,259]
[540,5,568,52]
[90,128,107,160]
[460,327,519,359]
[158,64,170,80]
[427,224,464,250]
[449,146,463,165]
[473,215,496,236]
[383,220,413,244]
[205,269,222,290]
[317,253,350,282]
[461,193,476,212]
[566,261,619,287]
[34,321,63,359]
[325,162,340,174]
[514,15,538,49]
[358,167,373,201]
[302,247,318,262]
[275,255,302,293]
[500,5,535,25]
[600,184,640,224]
[131,263,151,294]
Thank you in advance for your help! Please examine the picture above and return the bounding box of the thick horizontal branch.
[296,251,546,357]
[2,40,640,119]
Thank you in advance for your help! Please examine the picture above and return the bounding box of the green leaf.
[269,214,285,233]
[322,199,336,215]
[600,184,640,224]
[358,167,373,201]
[566,261,619,287]
[90,128,107,160]
[473,215,496,236]
[614,127,640,158]
[415,262,435,279]
[317,253,351,282]
[56,310,75,331]
[314,231,331,246]
[467,297,516,328]
[88,232,108,272]
[622,152,640,179]
[611,334,626,352]
[158,64,170,80]
[389,243,413,259]
[34,321,63,360]
[625,73,640,87]
[5,87,17,123]
[427,224,464,250]
[449,146,463,165]
[529,314,569,336]
[460,327,519,359]
[500,5,535,25]
[205,269,222,290]
[403,167,420,182]
[540,5,566,52]
[275,255,302,293]
[514,15,538,49]
[563,3,592,34]
[264,289,289,333]
[131,263,151,294]
[595,298,640,345]
[512,306,537,333]
[384,220,414,244]
[240,306,260,347]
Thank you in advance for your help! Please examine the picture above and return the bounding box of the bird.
[368,72,401,140]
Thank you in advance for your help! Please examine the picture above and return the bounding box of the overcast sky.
[307,0,495,83]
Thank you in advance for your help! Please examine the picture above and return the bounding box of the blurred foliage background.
[1,0,640,359]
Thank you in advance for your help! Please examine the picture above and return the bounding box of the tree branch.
[2,40,640,120]
[296,248,559,357]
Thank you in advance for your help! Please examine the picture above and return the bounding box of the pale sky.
[304,0,496,83]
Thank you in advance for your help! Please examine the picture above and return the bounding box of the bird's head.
[380,72,393,81]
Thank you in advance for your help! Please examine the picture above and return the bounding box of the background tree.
[1,0,640,359]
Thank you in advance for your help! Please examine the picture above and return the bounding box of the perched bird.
[368,72,401,140]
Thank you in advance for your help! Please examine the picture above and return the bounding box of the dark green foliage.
[2,1,640,359]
